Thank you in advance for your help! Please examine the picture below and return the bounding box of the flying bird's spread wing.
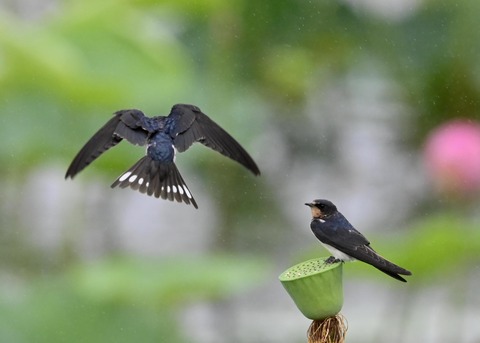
[168,104,261,175]
[65,110,149,179]
[113,109,150,146]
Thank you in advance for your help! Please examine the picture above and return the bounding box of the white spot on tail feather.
[172,185,177,193]
[128,174,137,182]
[183,185,192,199]
[138,178,144,185]
[167,186,171,193]
[119,172,131,182]
[178,186,184,195]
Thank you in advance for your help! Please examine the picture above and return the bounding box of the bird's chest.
[147,133,175,162]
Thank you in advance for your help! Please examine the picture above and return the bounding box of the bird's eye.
[318,204,325,209]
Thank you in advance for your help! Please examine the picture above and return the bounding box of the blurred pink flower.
[424,119,480,196]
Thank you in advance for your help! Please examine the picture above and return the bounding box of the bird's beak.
[305,203,313,207]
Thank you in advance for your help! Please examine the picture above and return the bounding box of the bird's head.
[305,199,337,219]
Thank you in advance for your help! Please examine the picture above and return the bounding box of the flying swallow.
[65,104,260,208]
[305,199,412,282]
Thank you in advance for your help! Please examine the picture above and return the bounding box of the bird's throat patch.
[310,207,323,219]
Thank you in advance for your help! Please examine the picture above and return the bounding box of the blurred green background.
[1,0,480,342]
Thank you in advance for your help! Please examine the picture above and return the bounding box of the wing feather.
[169,104,260,175]
[311,218,411,279]
[65,110,149,179]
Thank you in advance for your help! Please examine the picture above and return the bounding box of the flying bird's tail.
[357,246,412,282]
[111,156,198,209]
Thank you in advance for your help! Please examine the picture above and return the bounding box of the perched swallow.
[305,199,412,282]
[66,104,260,208]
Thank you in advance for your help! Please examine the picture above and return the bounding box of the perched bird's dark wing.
[312,219,411,282]
[352,244,411,282]
[111,156,198,208]
[168,104,261,175]
[312,219,370,252]
[65,110,149,179]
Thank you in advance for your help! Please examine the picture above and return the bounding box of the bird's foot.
[324,256,342,264]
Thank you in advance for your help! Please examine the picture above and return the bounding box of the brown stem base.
[307,314,348,343]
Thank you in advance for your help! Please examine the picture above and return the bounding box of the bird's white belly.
[321,243,356,262]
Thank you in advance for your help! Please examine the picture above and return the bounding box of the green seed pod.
[279,257,343,320]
